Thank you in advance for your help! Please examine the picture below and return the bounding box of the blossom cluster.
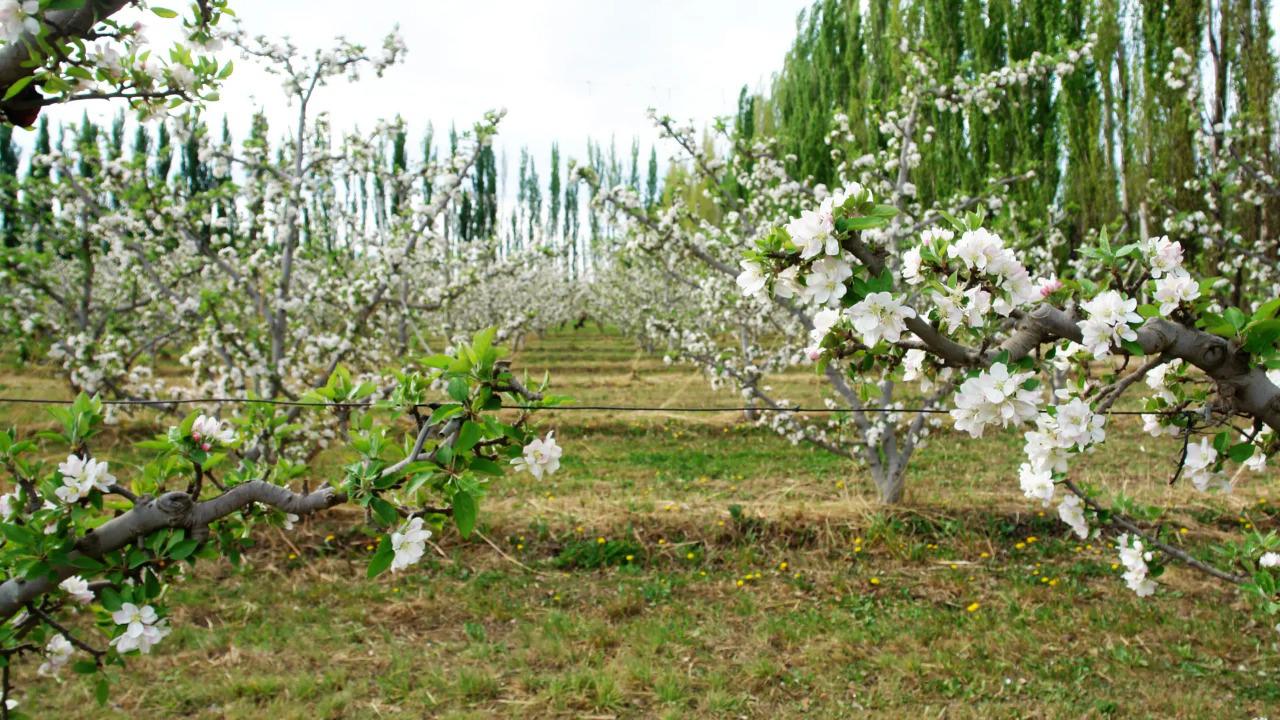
[950,364,1041,439]
[1116,533,1158,597]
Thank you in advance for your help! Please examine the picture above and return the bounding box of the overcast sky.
[41,0,812,184]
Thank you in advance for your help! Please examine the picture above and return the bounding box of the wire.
[0,396,1183,417]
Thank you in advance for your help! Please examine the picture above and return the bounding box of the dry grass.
[5,326,1280,718]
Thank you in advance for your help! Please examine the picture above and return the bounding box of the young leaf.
[453,490,478,538]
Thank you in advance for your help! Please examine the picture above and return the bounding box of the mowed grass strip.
[6,327,1279,718]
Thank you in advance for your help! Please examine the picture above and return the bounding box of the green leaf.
[1244,319,1280,354]
[366,535,393,578]
[1225,307,1248,333]
[151,7,179,18]
[420,354,453,369]
[1252,298,1280,323]
[840,215,889,231]
[447,377,470,404]
[1120,340,1146,356]
[1228,442,1257,463]
[468,457,504,476]
[471,327,497,358]
[168,538,199,561]
[427,403,463,425]
[98,587,123,612]
[0,523,36,545]
[455,421,482,454]
[453,490,477,538]
[369,496,399,527]
[2,75,34,102]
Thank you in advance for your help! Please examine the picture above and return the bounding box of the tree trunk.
[872,461,907,505]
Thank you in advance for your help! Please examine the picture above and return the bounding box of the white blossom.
[59,575,94,605]
[1018,463,1055,505]
[902,348,927,382]
[950,363,1041,438]
[1057,494,1089,539]
[847,292,916,347]
[55,455,115,504]
[1142,236,1185,278]
[786,208,837,260]
[37,635,73,677]
[109,603,171,654]
[1078,291,1141,358]
[1116,533,1157,597]
[901,246,923,285]
[390,516,432,572]
[510,431,562,479]
[1183,438,1223,492]
[0,0,40,45]
[735,261,767,297]
[1153,271,1200,316]
[191,414,236,446]
[803,257,853,306]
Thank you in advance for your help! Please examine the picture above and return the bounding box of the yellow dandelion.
[869,577,881,586]
[288,553,297,560]
[980,552,990,559]
[966,602,980,613]
[597,537,606,544]
[686,552,695,560]
[779,561,788,571]
[625,554,634,562]
[736,579,744,587]
[1014,543,1026,550]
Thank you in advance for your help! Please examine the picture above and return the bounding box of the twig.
[1062,479,1247,584]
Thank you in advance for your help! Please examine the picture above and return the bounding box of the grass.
[5,325,1280,718]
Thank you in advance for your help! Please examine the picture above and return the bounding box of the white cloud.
[41,0,809,183]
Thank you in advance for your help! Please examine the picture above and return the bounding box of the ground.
[5,327,1280,718]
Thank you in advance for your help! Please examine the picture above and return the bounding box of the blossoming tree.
[586,40,1093,503]
[739,154,1280,602]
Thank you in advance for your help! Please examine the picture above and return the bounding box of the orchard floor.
[7,327,1280,719]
